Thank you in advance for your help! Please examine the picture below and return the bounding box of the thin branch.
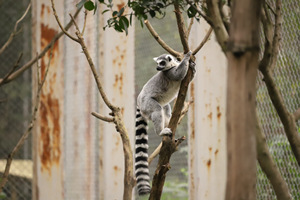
[148,142,162,165]
[148,100,192,165]
[256,114,292,200]
[50,1,135,197]
[261,69,300,167]
[174,3,189,53]
[144,20,180,58]
[91,112,114,123]
[0,6,82,86]
[81,10,88,35]
[178,100,193,124]
[206,0,229,52]
[149,5,195,199]
[192,27,213,55]
[269,0,282,72]
[187,17,194,40]
[186,1,213,26]
[259,0,300,166]
[0,45,52,193]
[0,3,31,55]
[50,0,79,42]
[68,14,117,111]
[1,53,23,84]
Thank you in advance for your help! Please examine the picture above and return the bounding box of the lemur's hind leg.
[140,98,164,136]
[163,104,171,127]
[160,104,172,136]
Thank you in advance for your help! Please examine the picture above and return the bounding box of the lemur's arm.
[165,51,192,81]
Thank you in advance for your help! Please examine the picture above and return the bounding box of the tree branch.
[206,0,229,52]
[174,3,189,53]
[256,114,292,200]
[0,2,31,55]
[50,2,135,199]
[50,0,79,42]
[187,17,194,40]
[144,20,180,58]
[0,6,81,86]
[259,0,300,167]
[1,53,23,84]
[186,1,213,26]
[91,111,114,123]
[148,100,192,165]
[293,108,300,121]
[149,4,195,199]
[261,68,300,167]
[192,27,213,55]
[0,45,52,193]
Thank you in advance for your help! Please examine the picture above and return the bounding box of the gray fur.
[137,51,192,135]
[135,51,193,195]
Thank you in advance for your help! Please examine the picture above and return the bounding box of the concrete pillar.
[188,21,227,200]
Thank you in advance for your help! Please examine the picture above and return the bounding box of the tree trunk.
[225,1,262,200]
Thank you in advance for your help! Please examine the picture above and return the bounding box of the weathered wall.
[32,0,65,199]
[188,21,227,200]
[32,0,135,199]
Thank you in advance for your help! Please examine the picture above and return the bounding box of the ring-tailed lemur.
[135,51,194,195]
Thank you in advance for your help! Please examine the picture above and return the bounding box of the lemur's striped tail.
[135,108,151,195]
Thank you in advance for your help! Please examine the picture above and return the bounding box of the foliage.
[76,0,201,34]
[0,192,6,200]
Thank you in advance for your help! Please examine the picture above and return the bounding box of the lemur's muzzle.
[156,66,164,71]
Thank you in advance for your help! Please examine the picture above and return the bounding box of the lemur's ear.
[153,57,158,62]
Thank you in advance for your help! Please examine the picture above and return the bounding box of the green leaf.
[94,1,98,14]
[149,10,156,18]
[129,13,133,25]
[112,11,118,17]
[102,9,110,14]
[119,16,129,35]
[98,0,104,3]
[118,7,125,17]
[120,16,129,28]
[187,5,197,18]
[84,1,95,11]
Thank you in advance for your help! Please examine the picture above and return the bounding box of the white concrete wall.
[188,21,227,200]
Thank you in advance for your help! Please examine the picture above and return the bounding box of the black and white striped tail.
[135,108,151,195]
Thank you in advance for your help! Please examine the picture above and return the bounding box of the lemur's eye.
[167,56,172,62]
[159,61,166,66]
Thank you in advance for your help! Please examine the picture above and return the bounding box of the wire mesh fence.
[0,0,32,199]
[0,0,299,199]
[256,0,300,199]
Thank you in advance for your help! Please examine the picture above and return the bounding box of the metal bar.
[188,21,227,200]
[32,0,65,199]
[98,1,135,199]
[63,1,98,199]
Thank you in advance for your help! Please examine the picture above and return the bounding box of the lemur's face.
[153,54,178,71]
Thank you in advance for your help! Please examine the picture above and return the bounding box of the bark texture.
[225,1,262,200]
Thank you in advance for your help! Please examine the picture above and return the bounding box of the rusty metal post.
[63,1,98,199]
[188,22,227,199]
[97,1,135,199]
[32,0,65,199]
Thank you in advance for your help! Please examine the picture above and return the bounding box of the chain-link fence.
[0,0,299,199]
[0,0,32,199]
[256,0,300,199]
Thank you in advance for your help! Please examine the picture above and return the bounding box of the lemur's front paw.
[185,50,192,58]
[190,60,196,74]
[159,128,172,136]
